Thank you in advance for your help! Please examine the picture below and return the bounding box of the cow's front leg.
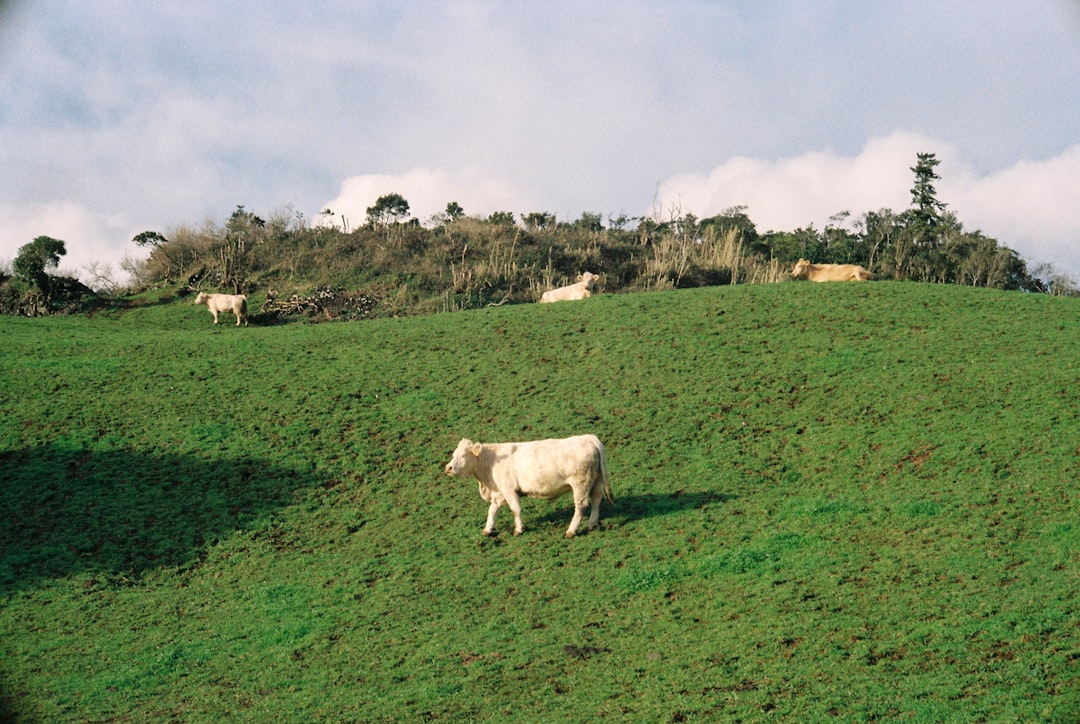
[211,312,219,324]
[503,491,525,535]
[483,500,501,536]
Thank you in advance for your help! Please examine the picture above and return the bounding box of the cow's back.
[538,279,593,303]
[826,264,873,282]
[488,435,602,497]
[803,263,874,282]
[539,285,580,303]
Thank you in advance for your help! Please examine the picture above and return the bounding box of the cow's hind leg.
[565,488,589,538]
[587,480,605,531]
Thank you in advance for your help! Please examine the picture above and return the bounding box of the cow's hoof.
[513,530,523,537]
[482,529,497,537]
[564,530,576,539]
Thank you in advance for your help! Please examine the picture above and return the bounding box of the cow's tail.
[599,444,614,505]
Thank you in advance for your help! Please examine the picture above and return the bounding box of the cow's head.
[194,292,208,305]
[578,271,599,289]
[791,259,810,279]
[445,438,482,477]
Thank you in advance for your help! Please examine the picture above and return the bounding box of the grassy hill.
[2,282,1079,721]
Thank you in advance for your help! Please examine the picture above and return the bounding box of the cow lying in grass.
[539,271,599,303]
[791,258,875,282]
[194,292,249,326]
[444,434,614,537]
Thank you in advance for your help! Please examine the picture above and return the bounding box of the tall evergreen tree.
[909,152,947,240]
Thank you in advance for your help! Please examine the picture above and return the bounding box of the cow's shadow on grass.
[0,446,315,593]
[608,490,737,524]
[531,490,736,531]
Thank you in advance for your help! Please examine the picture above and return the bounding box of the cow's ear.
[470,443,483,456]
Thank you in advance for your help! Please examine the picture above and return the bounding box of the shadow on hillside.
[0,688,15,724]
[533,490,735,530]
[0,446,317,593]
[87,291,182,316]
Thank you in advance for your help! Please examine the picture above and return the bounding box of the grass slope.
[2,282,1079,721]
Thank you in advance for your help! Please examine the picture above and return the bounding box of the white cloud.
[945,144,1080,269]
[0,202,149,285]
[655,131,1080,273]
[654,131,945,229]
[315,168,533,229]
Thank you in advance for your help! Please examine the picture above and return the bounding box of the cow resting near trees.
[194,292,249,326]
[444,435,614,538]
[539,272,599,303]
[791,258,875,282]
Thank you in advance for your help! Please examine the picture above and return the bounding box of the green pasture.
[2,282,1078,721]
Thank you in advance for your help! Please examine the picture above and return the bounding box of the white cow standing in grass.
[194,292,249,326]
[539,272,599,303]
[444,434,614,538]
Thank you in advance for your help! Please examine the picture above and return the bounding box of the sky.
[1,1,1079,285]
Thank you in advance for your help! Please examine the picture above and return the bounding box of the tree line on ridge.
[2,153,1075,318]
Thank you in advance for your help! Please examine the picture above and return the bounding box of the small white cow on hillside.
[194,292,249,326]
[539,272,599,303]
[791,258,875,282]
[444,434,614,538]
